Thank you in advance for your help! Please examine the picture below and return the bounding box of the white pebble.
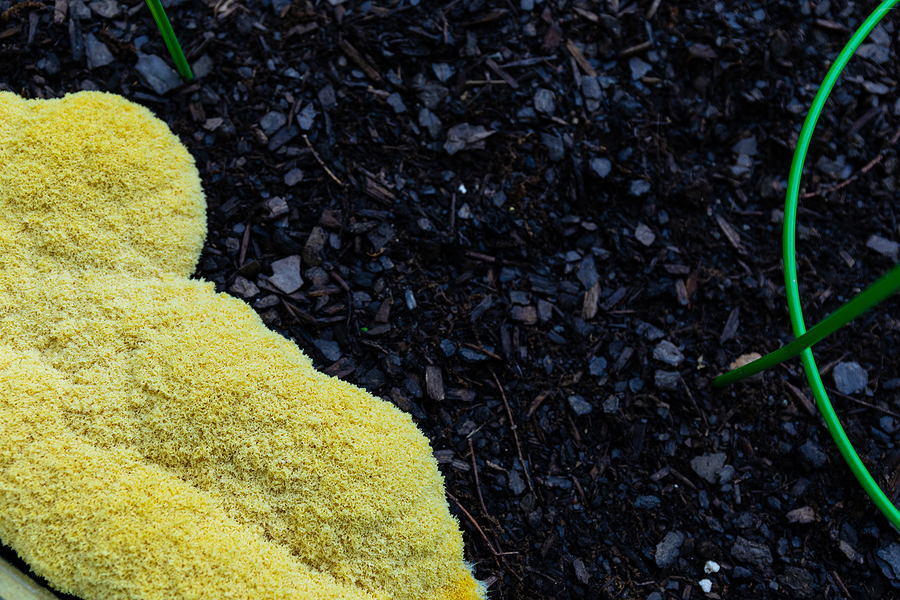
[458,183,467,194]
[699,579,713,593]
[704,560,720,574]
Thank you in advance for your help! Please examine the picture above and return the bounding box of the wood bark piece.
[715,215,748,255]
[426,365,445,401]
[53,0,67,23]
[619,41,652,58]
[720,306,740,343]
[583,281,601,320]
[484,58,520,89]
[565,40,598,77]
[784,380,817,418]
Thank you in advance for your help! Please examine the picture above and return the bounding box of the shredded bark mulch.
[6,0,900,597]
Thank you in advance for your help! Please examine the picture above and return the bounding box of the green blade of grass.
[714,260,900,388]
[143,0,193,82]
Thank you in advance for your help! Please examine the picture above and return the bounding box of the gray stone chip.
[691,453,727,483]
[259,111,287,135]
[655,531,685,568]
[833,361,868,395]
[540,133,564,162]
[534,88,556,114]
[568,395,593,416]
[135,54,182,95]
[867,234,900,260]
[508,470,526,495]
[191,54,214,79]
[731,136,758,156]
[590,158,612,178]
[229,276,260,299]
[84,33,114,70]
[629,57,652,80]
[799,439,827,469]
[653,340,684,366]
[88,0,118,18]
[313,339,342,362]
[269,255,304,294]
[386,92,407,113]
[418,108,442,139]
[581,77,602,99]
[655,370,679,391]
[877,542,900,580]
[284,169,304,187]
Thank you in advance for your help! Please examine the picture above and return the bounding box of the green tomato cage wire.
[715,0,900,532]
[144,0,900,527]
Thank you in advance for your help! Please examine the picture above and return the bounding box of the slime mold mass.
[0,91,484,600]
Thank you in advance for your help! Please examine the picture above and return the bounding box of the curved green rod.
[784,0,900,530]
[143,0,193,82]
[714,260,900,387]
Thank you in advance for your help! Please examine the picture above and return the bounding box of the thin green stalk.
[143,0,193,82]
[714,261,900,387]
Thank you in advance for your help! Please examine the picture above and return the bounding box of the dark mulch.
[6,0,900,598]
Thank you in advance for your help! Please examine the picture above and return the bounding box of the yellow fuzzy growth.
[0,92,485,600]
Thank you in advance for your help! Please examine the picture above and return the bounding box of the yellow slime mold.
[0,91,484,600]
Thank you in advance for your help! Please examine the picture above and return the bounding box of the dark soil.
[6,0,900,598]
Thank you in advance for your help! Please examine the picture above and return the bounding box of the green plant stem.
[714,261,900,387]
[143,0,193,82]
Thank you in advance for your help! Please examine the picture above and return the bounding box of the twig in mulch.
[525,566,560,584]
[449,192,456,233]
[720,306,740,344]
[804,125,900,199]
[668,467,697,491]
[337,39,383,84]
[302,135,343,186]
[464,343,502,361]
[484,57,520,88]
[281,299,317,327]
[565,40,597,77]
[565,411,582,445]
[824,385,900,419]
[818,352,850,378]
[286,96,302,130]
[464,79,512,87]
[715,214,748,255]
[446,492,519,576]
[618,40,652,58]
[446,492,499,560]
[468,438,489,517]
[465,250,496,263]
[784,380,818,418]
[679,374,709,430]
[501,56,557,68]
[831,570,854,600]
[526,390,553,418]
[571,475,587,505]
[490,369,534,493]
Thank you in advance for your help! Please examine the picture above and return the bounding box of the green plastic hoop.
[785,0,899,529]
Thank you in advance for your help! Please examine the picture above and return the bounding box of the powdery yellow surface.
[0,92,484,600]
